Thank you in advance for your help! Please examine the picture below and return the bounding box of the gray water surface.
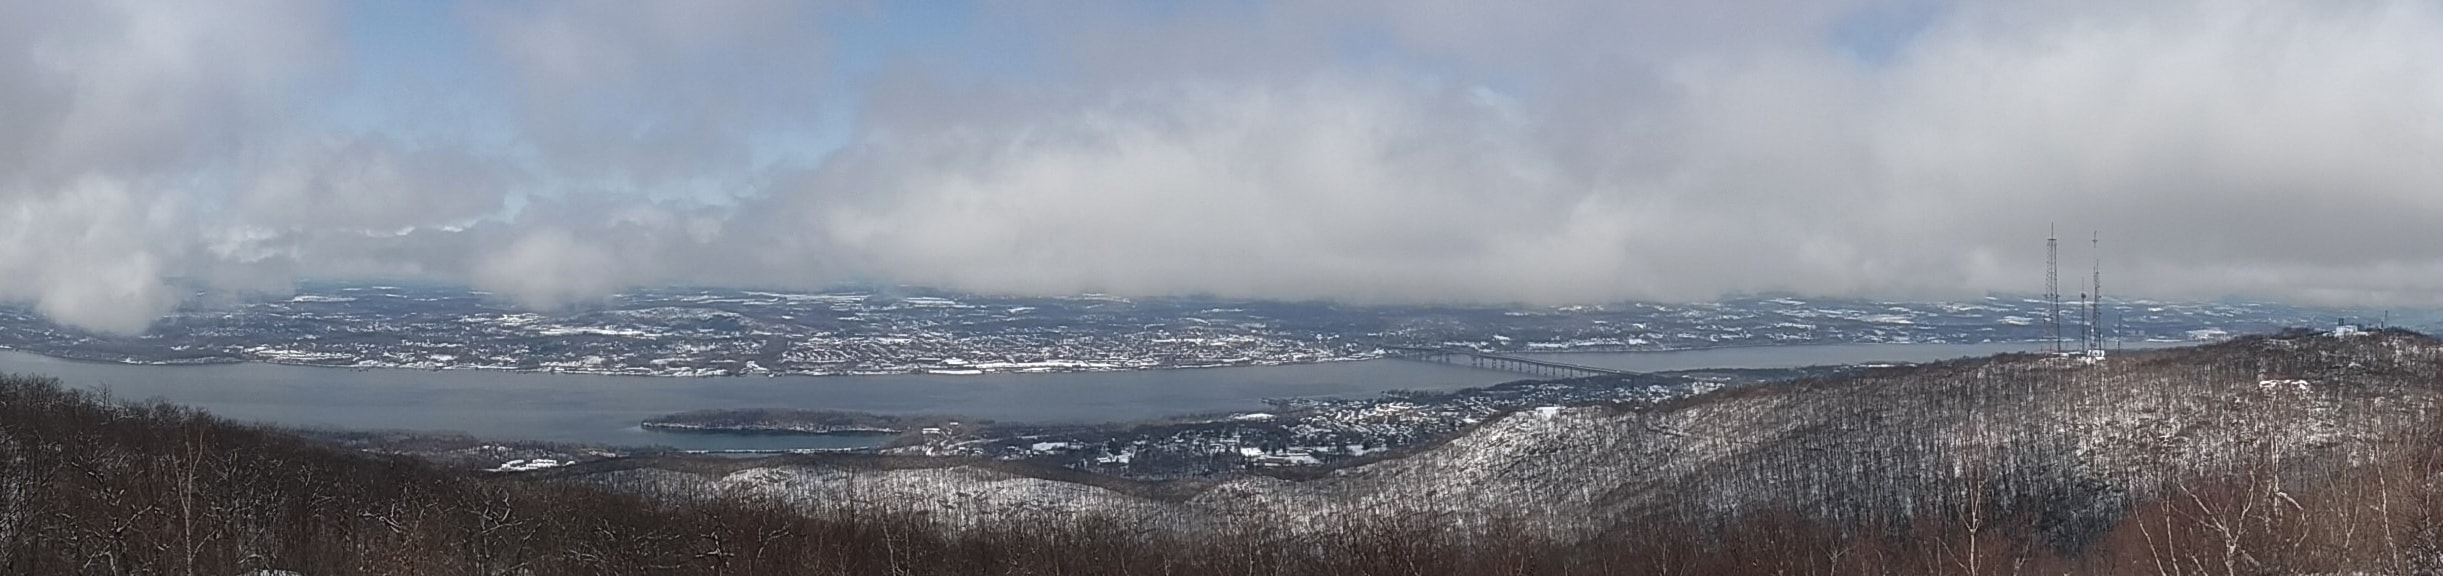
[0,340,2182,449]
[0,350,1514,449]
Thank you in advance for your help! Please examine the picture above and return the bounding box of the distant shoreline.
[638,423,904,437]
[0,344,1379,379]
[0,337,2203,380]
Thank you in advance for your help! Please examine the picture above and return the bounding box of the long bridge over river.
[1382,346,1629,379]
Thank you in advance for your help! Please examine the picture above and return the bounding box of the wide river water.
[0,341,2173,450]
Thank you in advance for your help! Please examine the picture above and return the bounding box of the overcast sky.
[5,0,2443,334]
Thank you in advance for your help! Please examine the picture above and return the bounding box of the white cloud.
[11,0,2443,332]
[777,0,2443,308]
[0,0,333,334]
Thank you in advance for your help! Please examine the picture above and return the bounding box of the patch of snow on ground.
[536,325,660,338]
[489,459,569,472]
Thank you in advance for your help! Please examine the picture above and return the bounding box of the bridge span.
[1382,347,1628,379]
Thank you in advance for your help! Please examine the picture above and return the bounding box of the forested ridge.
[10,329,2443,574]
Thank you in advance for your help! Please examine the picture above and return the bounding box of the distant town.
[0,283,2363,378]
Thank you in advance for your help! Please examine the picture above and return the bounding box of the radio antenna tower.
[2047,226,2061,353]
[2089,231,2102,354]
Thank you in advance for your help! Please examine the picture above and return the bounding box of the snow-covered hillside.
[566,329,2443,545]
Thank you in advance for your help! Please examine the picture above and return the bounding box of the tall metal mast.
[2089,231,2101,354]
[2047,226,2060,353]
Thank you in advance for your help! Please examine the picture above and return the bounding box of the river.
[1514,340,2181,372]
[0,340,2184,450]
